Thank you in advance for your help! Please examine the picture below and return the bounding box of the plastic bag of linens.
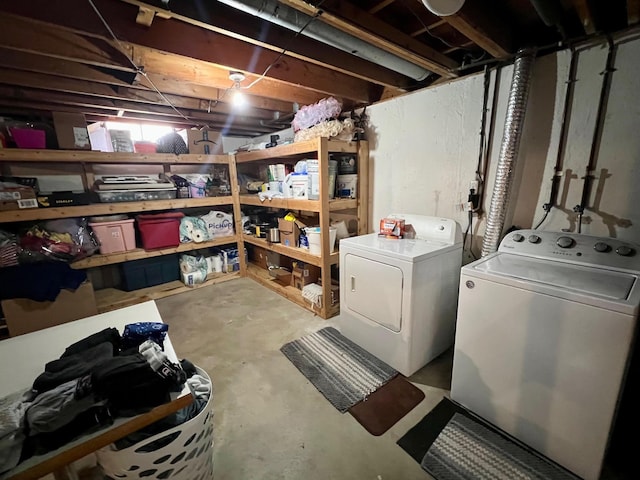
[179,253,208,286]
[19,217,99,263]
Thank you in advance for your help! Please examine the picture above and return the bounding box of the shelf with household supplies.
[0,149,245,318]
[234,137,369,319]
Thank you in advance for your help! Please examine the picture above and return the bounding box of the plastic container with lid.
[89,215,136,254]
[136,212,185,250]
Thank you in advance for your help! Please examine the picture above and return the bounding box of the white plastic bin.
[306,226,337,255]
[96,366,213,480]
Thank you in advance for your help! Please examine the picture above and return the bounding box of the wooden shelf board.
[95,272,241,313]
[238,194,321,212]
[235,139,358,162]
[0,149,231,164]
[0,196,234,222]
[329,198,357,210]
[72,236,238,269]
[242,234,339,266]
[246,264,337,319]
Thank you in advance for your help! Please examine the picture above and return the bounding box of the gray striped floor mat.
[422,413,579,480]
[280,327,398,412]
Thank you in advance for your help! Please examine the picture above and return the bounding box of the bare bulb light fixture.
[229,71,247,108]
[421,0,465,16]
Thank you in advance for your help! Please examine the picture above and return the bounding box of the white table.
[0,301,192,480]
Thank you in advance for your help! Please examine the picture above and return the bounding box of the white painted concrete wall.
[365,36,640,251]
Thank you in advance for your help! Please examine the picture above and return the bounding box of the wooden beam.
[135,6,155,27]
[0,13,135,72]
[280,0,458,77]
[130,45,328,107]
[0,69,289,121]
[571,0,597,34]
[441,0,513,58]
[369,0,396,15]
[628,0,640,25]
[0,49,135,87]
[0,0,378,104]
[410,19,446,37]
[120,0,414,90]
[0,92,273,135]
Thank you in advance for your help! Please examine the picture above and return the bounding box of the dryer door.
[343,253,403,332]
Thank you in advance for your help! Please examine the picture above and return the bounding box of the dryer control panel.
[499,229,640,271]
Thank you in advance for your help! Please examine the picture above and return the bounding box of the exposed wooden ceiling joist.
[369,0,396,15]
[570,0,597,34]
[440,0,513,58]
[278,0,458,78]
[0,87,273,135]
[0,69,283,122]
[121,0,414,90]
[0,14,135,73]
[0,49,134,88]
[0,0,380,105]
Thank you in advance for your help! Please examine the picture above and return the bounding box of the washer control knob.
[556,236,575,248]
[528,234,541,244]
[512,233,524,242]
[594,242,611,253]
[438,225,445,231]
[616,245,635,257]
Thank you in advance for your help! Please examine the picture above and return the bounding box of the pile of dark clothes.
[0,322,211,475]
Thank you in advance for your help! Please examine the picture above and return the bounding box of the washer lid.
[339,233,460,262]
[474,254,636,300]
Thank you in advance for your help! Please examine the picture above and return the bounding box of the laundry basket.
[96,366,213,480]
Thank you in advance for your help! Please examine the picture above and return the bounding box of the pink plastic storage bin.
[89,218,136,254]
[136,212,184,250]
[9,128,46,149]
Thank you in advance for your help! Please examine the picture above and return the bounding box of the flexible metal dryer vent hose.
[481,49,536,257]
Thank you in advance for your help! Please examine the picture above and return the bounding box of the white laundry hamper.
[96,366,214,480]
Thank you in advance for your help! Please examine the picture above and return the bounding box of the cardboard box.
[278,218,302,248]
[291,262,320,290]
[0,184,38,211]
[37,191,92,208]
[249,245,293,271]
[52,112,91,150]
[187,128,223,154]
[2,281,98,337]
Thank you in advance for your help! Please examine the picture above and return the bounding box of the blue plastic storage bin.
[121,254,180,291]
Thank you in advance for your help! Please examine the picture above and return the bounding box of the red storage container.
[136,212,184,250]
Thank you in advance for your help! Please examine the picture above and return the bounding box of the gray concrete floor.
[156,277,451,480]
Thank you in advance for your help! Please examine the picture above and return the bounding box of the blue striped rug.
[280,327,398,412]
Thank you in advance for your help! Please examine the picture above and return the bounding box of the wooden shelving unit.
[235,138,368,319]
[0,149,240,311]
[0,140,368,318]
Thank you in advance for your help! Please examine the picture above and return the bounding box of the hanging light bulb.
[229,71,247,108]
[421,0,465,16]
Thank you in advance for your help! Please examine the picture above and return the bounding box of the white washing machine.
[451,229,640,480]
[338,215,462,377]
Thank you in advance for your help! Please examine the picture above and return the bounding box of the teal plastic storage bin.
[121,254,180,291]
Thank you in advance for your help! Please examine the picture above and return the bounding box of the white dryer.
[451,229,640,480]
[338,215,462,377]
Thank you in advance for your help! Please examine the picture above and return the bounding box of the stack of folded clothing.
[0,322,196,474]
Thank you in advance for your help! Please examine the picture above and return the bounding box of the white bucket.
[306,227,337,255]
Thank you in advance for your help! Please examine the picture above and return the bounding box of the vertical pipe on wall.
[481,49,536,257]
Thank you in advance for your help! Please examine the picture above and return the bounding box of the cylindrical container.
[268,227,280,243]
[305,227,337,255]
[254,223,269,239]
[328,159,338,199]
[337,155,357,174]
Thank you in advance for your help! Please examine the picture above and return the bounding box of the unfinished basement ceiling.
[0,0,637,137]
